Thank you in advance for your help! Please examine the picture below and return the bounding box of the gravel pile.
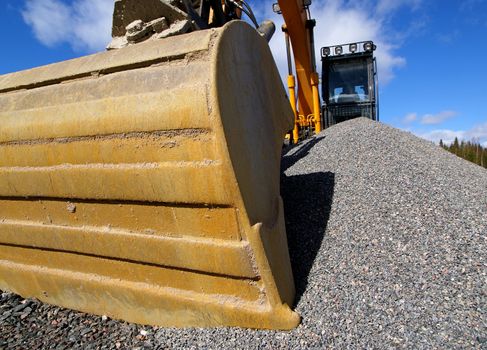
[1,118,486,349]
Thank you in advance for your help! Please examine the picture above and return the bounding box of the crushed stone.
[1,118,486,349]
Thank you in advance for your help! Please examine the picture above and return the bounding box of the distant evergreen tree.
[441,138,487,169]
[452,137,460,156]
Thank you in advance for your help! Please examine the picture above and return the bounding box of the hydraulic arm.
[277,0,321,142]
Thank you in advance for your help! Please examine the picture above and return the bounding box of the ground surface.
[1,118,486,349]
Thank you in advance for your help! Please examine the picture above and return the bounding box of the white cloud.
[417,121,487,145]
[263,0,413,86]
[400,110,458,126]
[22,0,72,47]
[420,110,458,125]
[418,129,464,145]
[22,0,113,52]
[21,0,417,81]
[403,112,417,123]
[467,121,487,140]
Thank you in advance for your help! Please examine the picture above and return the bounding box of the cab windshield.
[328,59,370,104]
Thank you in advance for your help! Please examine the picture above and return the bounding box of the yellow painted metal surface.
[311,72,322,133]
[0,21,299,329]
[277,0,314,118]
[278,1,322,135]
[287,75,299,143]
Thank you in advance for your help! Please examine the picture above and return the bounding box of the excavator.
[0,0,374,330]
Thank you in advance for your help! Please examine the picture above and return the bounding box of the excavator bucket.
[0,21,299,329]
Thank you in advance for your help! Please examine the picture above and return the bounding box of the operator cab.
[321,41,378,128]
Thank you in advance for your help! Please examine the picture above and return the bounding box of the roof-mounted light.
[364,41,376,52]
[322,47,331,56]
[272,3,281,14]
[321,41,377,59]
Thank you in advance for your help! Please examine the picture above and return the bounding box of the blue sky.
[1,0,487,146]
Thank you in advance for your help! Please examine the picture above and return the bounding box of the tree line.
[440,138,487,169]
